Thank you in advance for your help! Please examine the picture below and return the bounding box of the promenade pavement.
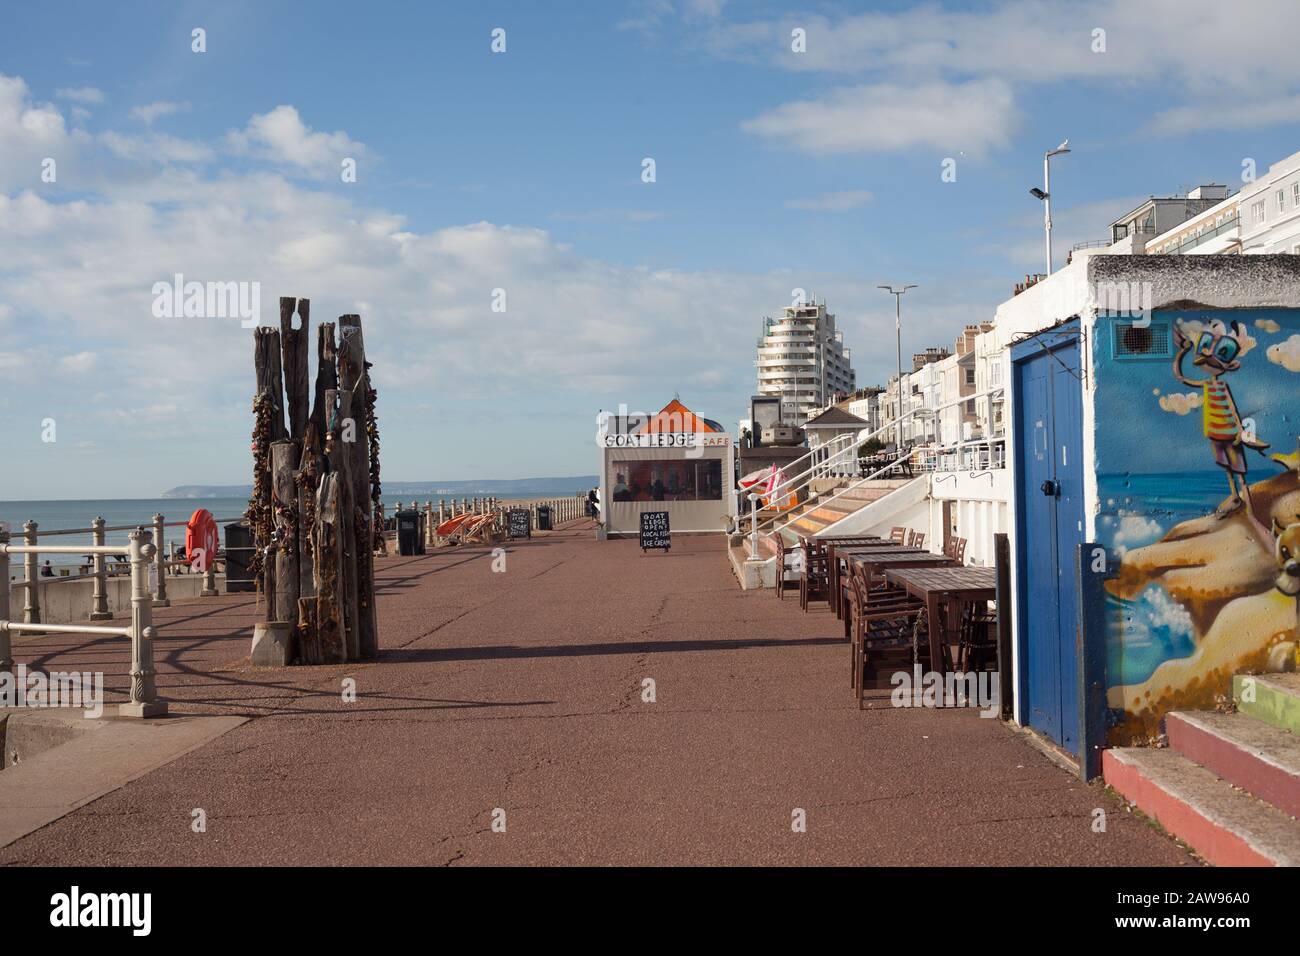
[0,519,1194,866]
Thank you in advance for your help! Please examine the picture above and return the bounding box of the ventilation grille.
[1112,319,1173,360]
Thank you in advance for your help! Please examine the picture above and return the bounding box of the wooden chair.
[889,526,907,544]
[774,534,807,600]
[846,564,926,706]
[911,532,925,549]
[955,602,998,673]
[798,536,830,610]
[944,536,967,564]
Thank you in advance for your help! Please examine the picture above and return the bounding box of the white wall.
[928,470,1012,567]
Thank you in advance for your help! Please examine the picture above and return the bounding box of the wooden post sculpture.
[249,299,381,664]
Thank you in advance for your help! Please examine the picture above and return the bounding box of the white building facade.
[1238,149,1300,254]
[755,300,855,425]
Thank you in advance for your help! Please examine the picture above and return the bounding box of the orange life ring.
[186,509,219,572]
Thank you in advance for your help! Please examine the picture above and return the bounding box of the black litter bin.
[536,505,553,531]
[224,520,256,593]
[396,509,425,556]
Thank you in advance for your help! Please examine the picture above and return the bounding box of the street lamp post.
[878,284,917,454]
[1031,139,1070,275]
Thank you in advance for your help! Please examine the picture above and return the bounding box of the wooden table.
[841,550,956,639]
[883,566,996,674]
[816,538,884,614]
[828,544,923,618]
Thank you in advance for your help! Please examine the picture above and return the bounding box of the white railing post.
[22,520,41,630]
[90,515,111,620]
[0,526,11,678]
[439,499,446,523]
[201,524,218,597]
[121,526,166,718]
[152,513,170,607]
[748,493,760,559]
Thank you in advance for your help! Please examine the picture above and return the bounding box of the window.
[1278,189,1287,214]
[609,459,723,503]
[964,368,976,385]
[1253,200,1266,224]
[1293,183,1300,207]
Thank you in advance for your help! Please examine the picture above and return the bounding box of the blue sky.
[3,0,1300,498]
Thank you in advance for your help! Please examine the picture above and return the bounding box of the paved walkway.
[1,521,1194,866]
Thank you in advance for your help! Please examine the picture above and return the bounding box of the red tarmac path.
[0,519,1194,866]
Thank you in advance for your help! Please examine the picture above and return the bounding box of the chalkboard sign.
[639,511,670,552]
[507,508,531,539]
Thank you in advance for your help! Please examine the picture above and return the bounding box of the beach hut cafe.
[597,398,735,538]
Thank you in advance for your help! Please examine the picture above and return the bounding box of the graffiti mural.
[1095,309,1300,744]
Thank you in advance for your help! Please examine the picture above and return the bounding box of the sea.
[1,493,557,569]
[1097,470,1259,688]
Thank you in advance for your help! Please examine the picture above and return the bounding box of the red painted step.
[1166,711,1300,819]
[1103,747,1300,867]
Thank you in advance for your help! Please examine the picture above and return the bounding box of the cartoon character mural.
[1096,310,1300,744]
[1170,319,1271,524]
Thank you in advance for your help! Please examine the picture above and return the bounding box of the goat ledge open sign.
[507,508,531,539]
[639,511,670,552]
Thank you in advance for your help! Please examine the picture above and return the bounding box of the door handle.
[1040,479,1060,498]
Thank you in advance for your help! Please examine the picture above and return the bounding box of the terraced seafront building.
[755,300,855,426]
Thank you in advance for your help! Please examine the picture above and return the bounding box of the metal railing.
[0,526,167,717]
[7,514,240,620]
[741,386,1007,556]
[912,437,1007,472]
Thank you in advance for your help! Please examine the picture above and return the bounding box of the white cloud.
[57,350,97,373]
[1267,334,1300,372]
[1151,94,1300,135]
[227,105,367,176]
[742,79,1017,156]
[1158,391,1201,415]
[1256,318,1281,333]
[55,86,104,105]
[101,130,213,164]
[1110,514,1167,557]
[784,190,873,211]
[705,1,1300,92]
[697,1,1300,140]
[0,74,83,190]
[130,101,190,125]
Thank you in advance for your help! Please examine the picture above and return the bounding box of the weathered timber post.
[340,314,379,658]
[121,527,166,718]
[332,387,361,662]
[254,327,288,442]
[281,297,311,441]
[253,326,287,615]
[309,322,338,446]
[22,520,40,629]
[152,513,170,607]
[90,515,111,620]
[271,439,302,626]
[310,472,346,663]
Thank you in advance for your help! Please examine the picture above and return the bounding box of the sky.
[3,0,1300,499]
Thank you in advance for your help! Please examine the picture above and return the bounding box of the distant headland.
[160,476,599,499]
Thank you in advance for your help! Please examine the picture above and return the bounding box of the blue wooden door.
[1014,333,1085,751]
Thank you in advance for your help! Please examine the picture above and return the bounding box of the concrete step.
[1104,747,1300,866]
[1234,673,1300,736]
[839,488,890,503]
[789,514,833,536]
[1166,711,1300,819]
